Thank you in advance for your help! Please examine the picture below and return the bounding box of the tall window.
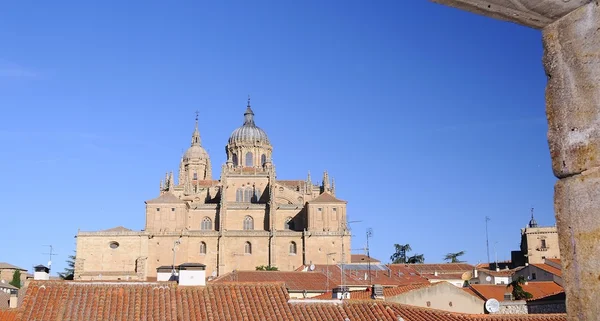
[289,241,297,255]
[541,239,547,249]
[199,242,207,255]
[232,153,238,166]
[243,216,254,230]
[285,217,294,230]
[244,241,252,254]
[261,154,266,166]
[245,152,253,167]
[236,188,244,202]
[193,172,198,180]
[244,188,253,203]
[201,217,212,230]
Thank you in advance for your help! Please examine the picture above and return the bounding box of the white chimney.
[178,263,206,286]
[371,284,384,300]
[34,265,50,280]
[157,265,178,282]
[9,289,18,308]
[434,271,438,277]
[473,269,478,278]
[332,286,350,300]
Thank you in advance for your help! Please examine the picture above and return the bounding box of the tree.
[9,270,21,288]
[407,254,425,264]
[508,275,533,300]
[443,251,466,263]
[390,244,412,264]
[59,251,76,280]
[255,265,278,271]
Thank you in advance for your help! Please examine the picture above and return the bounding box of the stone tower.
[178,114,212,186]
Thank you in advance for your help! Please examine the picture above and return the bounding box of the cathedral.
[74,99,351,280]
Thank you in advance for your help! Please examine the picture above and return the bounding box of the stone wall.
[494,301,528,315]
[528,302,566,314]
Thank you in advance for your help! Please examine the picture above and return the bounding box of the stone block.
[543,2,600,178]
[554,168,600,320]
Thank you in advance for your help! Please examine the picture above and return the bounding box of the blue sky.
[0,1,552,276]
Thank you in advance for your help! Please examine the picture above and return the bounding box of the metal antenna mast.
[485,216,491,266]
[366,228,373,285]
[43,245,58,272]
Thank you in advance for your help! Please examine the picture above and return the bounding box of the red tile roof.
[10,281,566,321]
[0,309,19,321]
[350,254,380,264]
[211,271,329,292]
[302,264,430,287]
[531,264,562,277]
[313,283,434,300]
[425,273,465,280]
[546,259,561,265]
[308,192,346,203]
[469,281,564,302]
[402,263,475,275]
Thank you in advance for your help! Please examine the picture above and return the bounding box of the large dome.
[183,144,209,160]
[228,105,270,145]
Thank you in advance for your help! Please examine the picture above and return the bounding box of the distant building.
[75,100,351,280]
[514,259,563,286]
[0,263,27,287]
[511,210,560,266]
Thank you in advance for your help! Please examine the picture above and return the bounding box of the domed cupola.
[226,97,273,168]
[179,113,212,184]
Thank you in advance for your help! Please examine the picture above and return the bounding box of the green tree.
[443,251,466,263]
[59,252,76,280]
[390,244,412,264]
[255,265,278,271]
[508,275,533,300]
[407,254,425,264]
[9,270,21,288]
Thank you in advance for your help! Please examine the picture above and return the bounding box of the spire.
[191,111,201,146]
[305,171,312,194]
[243,95,256,126]
[331,178,336,196]
[322,171,330,191]
[528,207,538,228]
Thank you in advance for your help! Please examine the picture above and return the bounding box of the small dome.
[228,104,270,145]
[183,145,209,160]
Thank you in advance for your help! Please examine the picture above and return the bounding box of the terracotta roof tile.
[546,258,561,265]
[531,263,562,277]
[9,281,567,321]
[403,263,475,275]
[308,192,346,203]
[470,281,564,301]
[425,273,465,280]
[314,283,434,300]
[350,254,380,264]
[0,263,26,271]
[211,271,329,292]
[302,264,430,288]
[145,192,185,204]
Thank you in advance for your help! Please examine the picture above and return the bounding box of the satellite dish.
[485,276,492,282]
[485,299,500,313]
[461,271,473,281]
[309,264,315,271]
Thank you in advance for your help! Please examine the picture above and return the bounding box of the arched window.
[285,217,294,230]
[199,242,207,255]
[289,242,297,255]
[245,152,253,167]
[243,216,254,230]
[201,217,212,230]
[244,241,252,254]
[253,188,261,203]
[244,187,253,203]
[236,188,244,202]
[232,153,238,166]
[261,154,267,166]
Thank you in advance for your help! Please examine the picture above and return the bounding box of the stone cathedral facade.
[74,100,351,280]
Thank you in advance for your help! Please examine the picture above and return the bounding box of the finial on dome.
[528,207,538,228]
[191,111,202,146]
[243,96,255,126]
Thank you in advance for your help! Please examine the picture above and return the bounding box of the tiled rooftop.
[302,264,430,287]
[531,264,562,277]
[308,192,346,203]
[0,263,26,271]
[211,271,329,292]
[402,263,475,275]
[469,281,564,302]
[3,281,566,321]
[313,283,433,300]
[350,254,381,264]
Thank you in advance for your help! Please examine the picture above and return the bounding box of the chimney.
[177,263,206,286]
[504,292,513,301]
[34,265,50,280]
[332,286,350,300]
[434,271,438,277]
[371,284,384,300]
[473,269,478,278]
[156,265,178,282]
[9,289,18,309]
[496,266,500,272]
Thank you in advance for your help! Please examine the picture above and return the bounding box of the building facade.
[74,100,351,280]
[511,210,560,266]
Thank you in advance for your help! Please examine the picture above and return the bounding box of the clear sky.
[0,1,552,276]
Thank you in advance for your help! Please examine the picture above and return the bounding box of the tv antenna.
[43,245,58,272]
[171,237,182,275]
[366,228,373,285]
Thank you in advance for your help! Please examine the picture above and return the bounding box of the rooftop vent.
[34,265,49,280]
[371,284,384,300]
[178,263,206,286]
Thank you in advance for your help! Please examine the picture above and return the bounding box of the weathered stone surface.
[543,2,600,178]
[431,0,592,29]
[555,168,600,320]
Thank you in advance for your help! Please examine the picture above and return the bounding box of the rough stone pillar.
[543,2,600,320]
